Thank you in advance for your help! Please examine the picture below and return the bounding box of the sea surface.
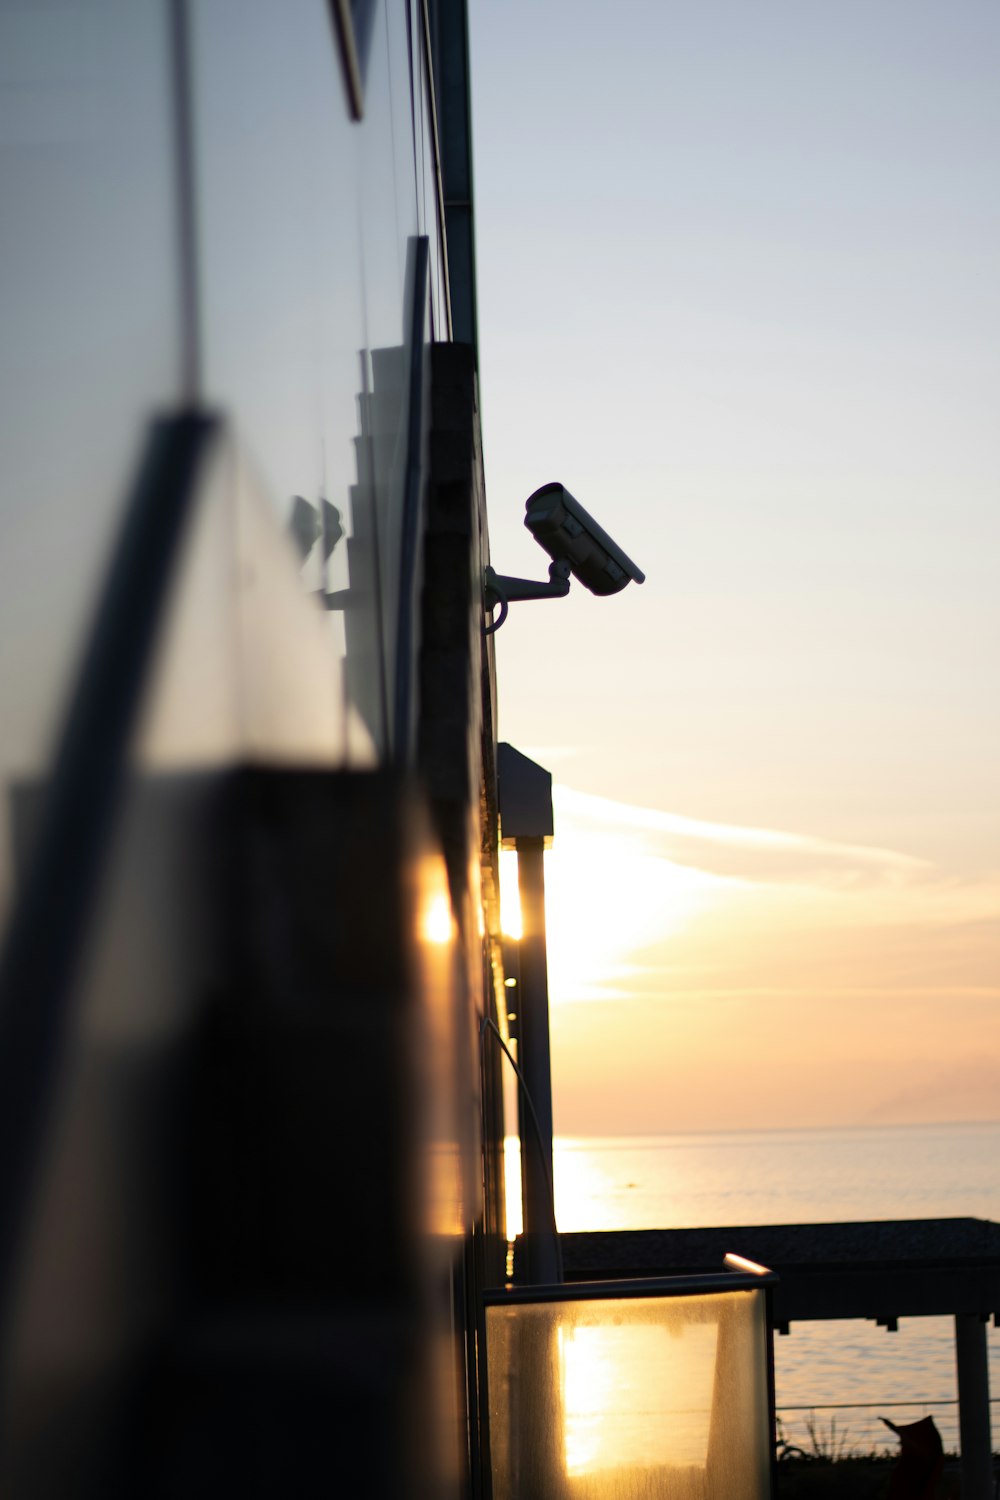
[506,1121,1000,1452]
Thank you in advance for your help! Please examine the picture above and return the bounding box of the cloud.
[535,785,1000,1131]
[553,785,938,891]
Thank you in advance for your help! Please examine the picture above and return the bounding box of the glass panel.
[0,0,181,934]
[487,1289,771,1500]
[192,0,446,765]
[357,4,424,750]
[1,424,373,1483]
[135,427,346,772]
[192,2,370,765]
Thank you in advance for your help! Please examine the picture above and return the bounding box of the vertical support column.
[955,1314,993,1500]
[515,836,559,1285]
[496,743,560,1286]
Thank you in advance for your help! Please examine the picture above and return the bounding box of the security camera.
[524,483,645,596]
[483,484,645,633]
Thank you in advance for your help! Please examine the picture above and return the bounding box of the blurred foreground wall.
[0,4,506,1495]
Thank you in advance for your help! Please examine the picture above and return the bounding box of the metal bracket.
[483,559,571,634]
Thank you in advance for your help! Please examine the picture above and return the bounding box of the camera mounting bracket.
[483,559,571,634]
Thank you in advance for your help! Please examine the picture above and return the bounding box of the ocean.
[505,1120,1000,1452]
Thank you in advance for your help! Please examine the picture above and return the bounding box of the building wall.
[0,3,504,1494]
[0,0,450,927]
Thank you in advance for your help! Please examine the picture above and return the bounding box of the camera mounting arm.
[483,559,571,634]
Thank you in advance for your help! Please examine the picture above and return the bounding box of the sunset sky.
[473,2,1000,1132]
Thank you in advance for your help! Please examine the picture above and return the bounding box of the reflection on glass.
[0,0,181,935]
[487,1289,770,1500]
[192,3,435,768]
[421,892,455,947]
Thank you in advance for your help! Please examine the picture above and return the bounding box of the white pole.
[955,1313,993,1500]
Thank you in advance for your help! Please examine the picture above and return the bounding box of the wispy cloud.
[553,785,939,891]
[536,784,1000,1130]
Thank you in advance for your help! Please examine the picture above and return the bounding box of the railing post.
[955,1313,993,1500]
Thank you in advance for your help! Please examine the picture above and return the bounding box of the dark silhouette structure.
[883,1416,945,1500]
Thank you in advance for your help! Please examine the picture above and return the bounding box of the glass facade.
[0,0,183,931]
[0,7,476,1490]
[0,0,449,939]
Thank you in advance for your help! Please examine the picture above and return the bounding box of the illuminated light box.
[486,1281,772,1500]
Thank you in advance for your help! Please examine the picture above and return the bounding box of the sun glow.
[545,844,715,1004]
[559,1316,719,1475]
[499,833,718,1006]
[498,851,522,939]
[503,1135,522,1240]
[496,782,1000,1132]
